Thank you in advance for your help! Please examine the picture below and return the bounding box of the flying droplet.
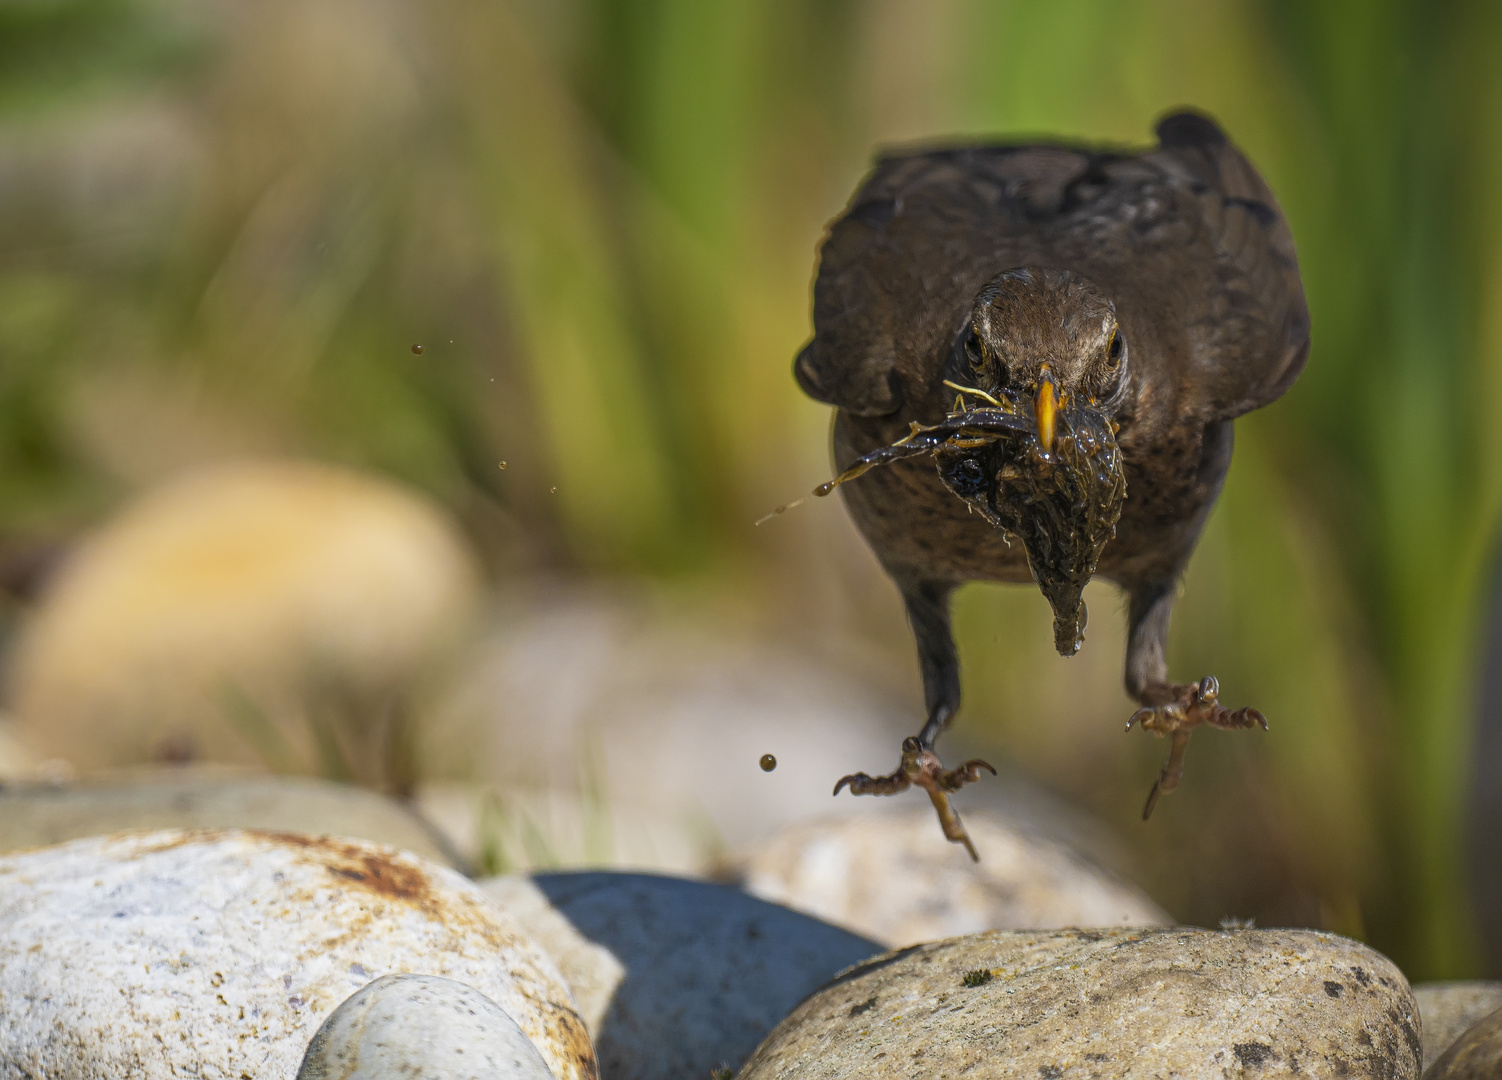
[760,754,777,772]
[550,486,558,494]
[411,344,423,355]
[498,461,507,470]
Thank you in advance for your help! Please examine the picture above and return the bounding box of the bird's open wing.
[795,113,1308,424]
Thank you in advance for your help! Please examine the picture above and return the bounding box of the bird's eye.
[964,328,986,372]
[1106,330,1124,367]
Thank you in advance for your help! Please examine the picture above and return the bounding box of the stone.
[297,974,553,1080]
[729,806,1170,947]
[738,927,1421,1080]
[1414,982,1502,1070]
[419,589,912,868]
[0,769,463,867]
[478,871,882,1080]
[9,461,480,783]
[0,829,594,1080]
[1426,1007,1502,1079]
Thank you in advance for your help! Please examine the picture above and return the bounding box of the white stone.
[730,805,1170,947]
[0,830,594,1080]
[478,871,882,1080]
[297,974,553,1080]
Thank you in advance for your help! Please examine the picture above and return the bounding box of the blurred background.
[0,0,1499,980]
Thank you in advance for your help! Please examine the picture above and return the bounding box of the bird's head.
[952,268,1128,454]
[934,268,1128,656]
[812,267,1131,657]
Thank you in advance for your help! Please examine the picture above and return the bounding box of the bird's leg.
[908,579,962,751]
[1123,578,1267,819]
[833,581,995,859]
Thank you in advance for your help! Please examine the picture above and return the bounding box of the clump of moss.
[962,968,994,988]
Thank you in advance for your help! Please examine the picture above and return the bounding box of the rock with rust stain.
[1414,982,1502,1071]
[0,829,595,1080]
[296,974,553,1080]
[727,806,1169,948]
[479,871,882,1080]
[738,928,1420,1080]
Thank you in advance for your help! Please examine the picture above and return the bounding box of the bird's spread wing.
[795,113,1308,424]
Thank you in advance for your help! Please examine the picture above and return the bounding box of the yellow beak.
[1035,368,1057,453]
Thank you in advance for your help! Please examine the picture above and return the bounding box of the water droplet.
[550,486,558,494]
[411,344,423,355]
[498,461,507,470]
[759,754,777,772]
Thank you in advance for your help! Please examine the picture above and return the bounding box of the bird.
[794,110,1309,847]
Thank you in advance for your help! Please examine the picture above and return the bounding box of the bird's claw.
[937,757,999,792]
[834,736,995,860]
[1125,675,1266,735]
[832,770,908,796]
[1126,676,1266,819]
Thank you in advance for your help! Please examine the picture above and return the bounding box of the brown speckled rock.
[739,928,1420,1080]
[0,829,594,1080]
[1414,982,1502,1070]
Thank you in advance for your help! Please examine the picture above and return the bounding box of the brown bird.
[795,111,1308,843]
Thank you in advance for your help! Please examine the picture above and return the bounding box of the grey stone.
[1414,982,1502,1070]
[478,871,882,1080]
[739,927,1421,1080]
[729,806,1170,947]
[297,974,553,1080]
[0,769,464,868]
[0,829,594,1080]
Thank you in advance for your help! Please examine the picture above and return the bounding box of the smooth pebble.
[297,974,552,1080]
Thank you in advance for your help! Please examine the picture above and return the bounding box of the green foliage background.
[0,0,1499,977]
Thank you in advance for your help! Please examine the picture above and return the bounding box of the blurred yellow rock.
[7,461,481,783]
[0,715,74,784]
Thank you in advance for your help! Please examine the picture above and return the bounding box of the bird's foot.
[1125,676,1266,819]
[833,736,996,860]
